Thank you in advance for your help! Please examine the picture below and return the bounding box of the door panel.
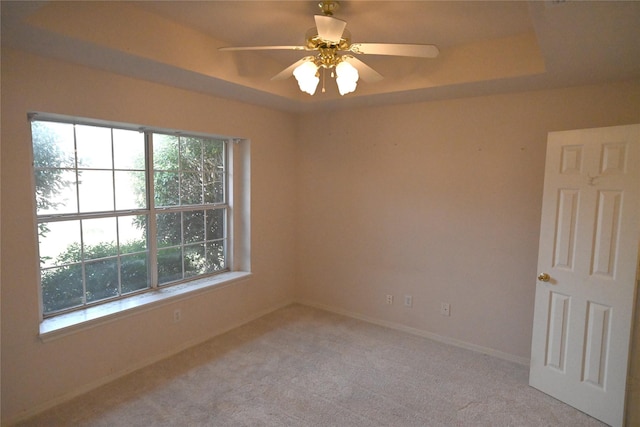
[545,291,570,371]
[553,189,579,270]
[582,301,610,388]
[530,124,640,427]
[591,190,622,278]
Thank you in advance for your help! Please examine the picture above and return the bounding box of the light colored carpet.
[18,304,605,426]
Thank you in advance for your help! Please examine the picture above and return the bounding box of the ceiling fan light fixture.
[335,60,359,96]
[220,1,439,98]
[293,61,320,95]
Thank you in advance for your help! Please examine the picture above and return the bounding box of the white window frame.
[30,113,251,340]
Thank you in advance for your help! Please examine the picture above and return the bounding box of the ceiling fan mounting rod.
[319,1,339,16]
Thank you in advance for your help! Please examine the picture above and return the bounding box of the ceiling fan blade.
[219,45,306,52]
[342,56,383,83]
[349,43,440,58]
[314,15,347,43]
[271,57,315,81]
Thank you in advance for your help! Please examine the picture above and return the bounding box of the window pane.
[180,171,203,205]
[113,129,145,170]
[85,258,119,302]
[75,125,113,169]
[153,134,179,171]
[203,140,225,204]
[154,171,179,207]
[158,247,182,284]
[203,139,225,173]
[118,215,147,254]
[205,241,226,272]
[78,170,114,212]
[184,243,205,278]
[35,169,78,215]
[184,210,205,244]
[156,212,181,248]
[180,137,203,171]
[32,121,79,214]
[32,121,76,169]
[205,209,225,241]
[121,253,149,294]
[41,264,84,313]
[115,170,147,210]
[39,220,82,268]
[204,172,225,204]
[82,218,118,259]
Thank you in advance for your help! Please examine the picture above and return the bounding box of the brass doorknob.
[537,273,551,282]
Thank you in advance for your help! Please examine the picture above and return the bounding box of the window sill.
[39,271,251,342]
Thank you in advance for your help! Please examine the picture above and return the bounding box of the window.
[31,115,248,320]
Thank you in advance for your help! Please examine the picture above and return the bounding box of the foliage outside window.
[32,117,230,316]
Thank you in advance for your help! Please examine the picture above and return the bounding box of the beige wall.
[0,49,297,423]
[294,81,640,361]
[2,45,640,424]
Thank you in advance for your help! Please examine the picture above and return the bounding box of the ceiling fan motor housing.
[305,27,351,69]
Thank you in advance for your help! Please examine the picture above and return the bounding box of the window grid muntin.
[32,118,230,318]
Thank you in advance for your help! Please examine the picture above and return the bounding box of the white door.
[529,124,640,427]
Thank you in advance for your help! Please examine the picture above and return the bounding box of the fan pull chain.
[322,68,326,93]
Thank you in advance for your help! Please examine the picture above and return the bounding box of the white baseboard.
[7,298,295,426]
[296,299,531,367]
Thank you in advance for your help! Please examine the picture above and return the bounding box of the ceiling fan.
[219,1,439,96]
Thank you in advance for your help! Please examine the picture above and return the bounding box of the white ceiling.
[2,1,640,112]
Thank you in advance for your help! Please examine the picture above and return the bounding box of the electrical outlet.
[173,308,182,323]
[386,295,394,305]
[404,295,413,307]
[440,303,450,316]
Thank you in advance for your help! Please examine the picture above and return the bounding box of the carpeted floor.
[18,304,605,426]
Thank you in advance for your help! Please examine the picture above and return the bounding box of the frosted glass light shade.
[335,61,359,96]
[293,61,320,95]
